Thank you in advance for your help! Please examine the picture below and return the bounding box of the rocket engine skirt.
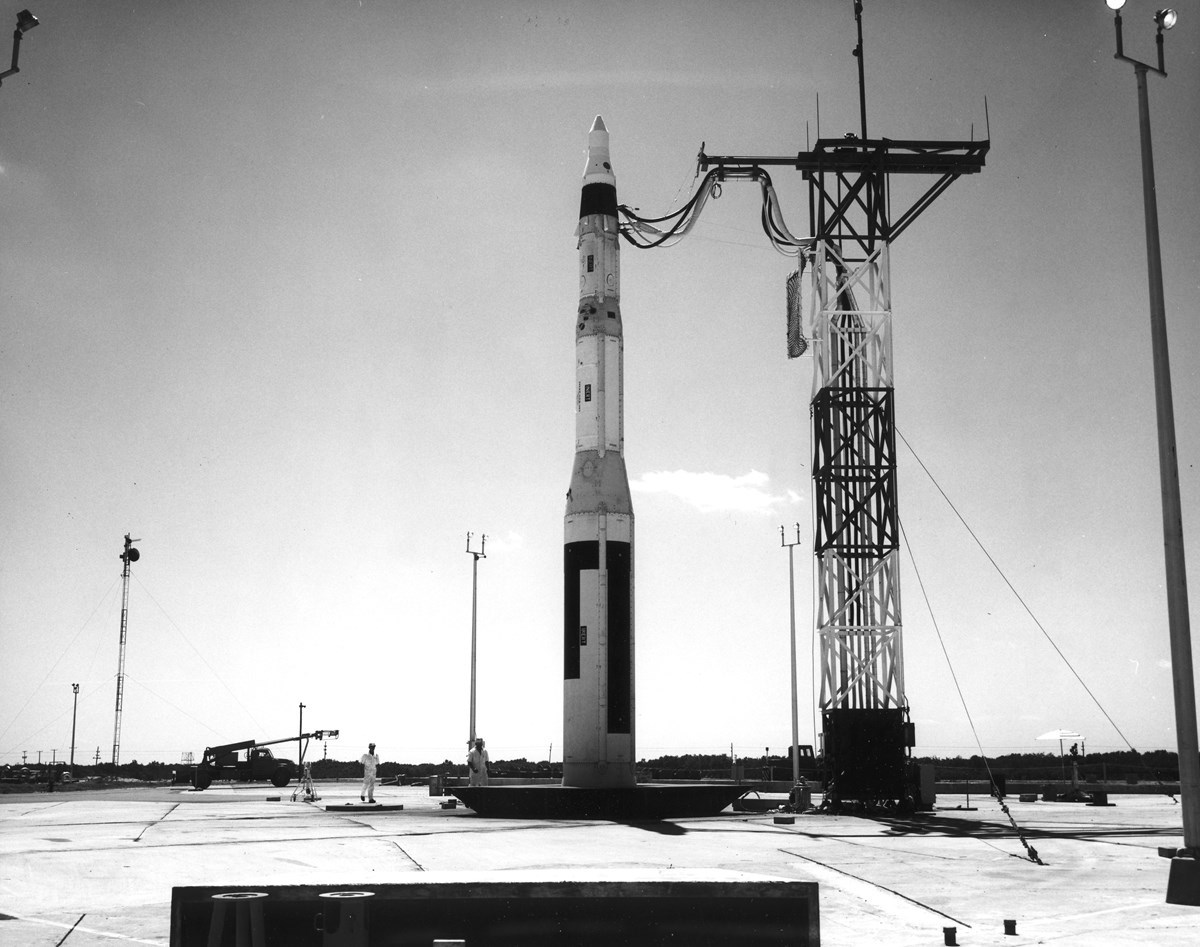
[563,512,634,788]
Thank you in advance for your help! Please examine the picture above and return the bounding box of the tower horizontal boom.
[699,138,989,177]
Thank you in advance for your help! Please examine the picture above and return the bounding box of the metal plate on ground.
[448,783,749,819]
[326,803,406,812]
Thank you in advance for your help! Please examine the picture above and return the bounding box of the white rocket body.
[563,116,635,788]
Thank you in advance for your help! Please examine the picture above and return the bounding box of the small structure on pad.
[171,870,820,946]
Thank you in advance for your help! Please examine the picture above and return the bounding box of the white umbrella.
[1038,729,1085,776]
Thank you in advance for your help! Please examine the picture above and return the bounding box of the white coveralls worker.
[360,745,379,802]
[467,740,489,787]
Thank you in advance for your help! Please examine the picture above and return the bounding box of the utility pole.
[70,683,80,767]
[298,703,306,765]
[466,532,487,745]
[1105,0,1197,905]
[781,524,804,800]
[112,534,140,766]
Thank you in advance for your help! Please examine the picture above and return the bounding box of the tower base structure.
[450,784,750,820]
[1166,854,1200,906]
[821,707,914,808]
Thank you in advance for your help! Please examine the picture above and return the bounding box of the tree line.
[2,748,1184,787]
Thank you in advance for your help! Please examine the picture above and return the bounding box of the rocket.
[563,116,636,789]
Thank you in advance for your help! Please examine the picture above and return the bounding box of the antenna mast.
[853,0,868,141]
[112,533,140,766]
[467,531,487,746]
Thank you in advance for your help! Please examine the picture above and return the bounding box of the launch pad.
[7,784,1196,944]
[449,783,750,820]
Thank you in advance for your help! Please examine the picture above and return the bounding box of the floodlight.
[1106,0,1126,10]
[15,10,38,33]
[1155,9,1178,29]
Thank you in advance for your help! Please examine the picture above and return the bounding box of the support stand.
[293,762,319,803]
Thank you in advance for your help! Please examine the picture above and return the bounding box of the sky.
[1,0,1198,769]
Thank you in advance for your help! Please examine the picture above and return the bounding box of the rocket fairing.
[563,116,636,789]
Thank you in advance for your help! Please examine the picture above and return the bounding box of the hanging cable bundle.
[618,165,814,256]
[786,256,808,358]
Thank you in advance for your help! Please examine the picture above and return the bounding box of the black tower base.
[822,707,913,807]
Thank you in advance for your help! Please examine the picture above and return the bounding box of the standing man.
[360,742,379,804]
[467,737,489,787]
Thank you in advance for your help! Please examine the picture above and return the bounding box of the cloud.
[481,531,525,555]
[631,469,797,514]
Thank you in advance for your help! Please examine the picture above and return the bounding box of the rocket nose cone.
[583,115,614,185]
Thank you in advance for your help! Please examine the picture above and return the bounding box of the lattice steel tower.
[112,533,140,766]
[622,1,988,806]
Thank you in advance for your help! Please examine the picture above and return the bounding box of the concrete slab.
[2,783,1198,945]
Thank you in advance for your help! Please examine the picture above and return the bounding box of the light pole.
[1105,0,1198,905]
[466,532,487,746]
[70,684,80,768]
[0,9,38,88]
[781,524,803,802]
[112,534,140,766]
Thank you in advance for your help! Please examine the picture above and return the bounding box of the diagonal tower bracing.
[698,134,987,804]
[619,3,989,808]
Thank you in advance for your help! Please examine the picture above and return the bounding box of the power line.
[0,574,119,747]
[897,428,1140,756]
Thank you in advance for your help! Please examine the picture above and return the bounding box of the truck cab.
[247,747,291,781]
[192,741,296,790]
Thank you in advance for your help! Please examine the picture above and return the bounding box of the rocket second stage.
[563,116,635,789]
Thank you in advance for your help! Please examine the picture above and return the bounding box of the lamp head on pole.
[15,9,37,33]
[1106,0,1127,10]
[1155,9,1178,29]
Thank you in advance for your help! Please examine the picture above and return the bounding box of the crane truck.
[190,731,338,790]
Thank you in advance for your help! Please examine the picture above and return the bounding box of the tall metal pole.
[70,683,80,768]
[782,524,803,791]
[1110,4,1199,901]
[112,534,139,766]
[1131,61,1199,857]
[852,0,868,141]
[466,532,487,746]
[298,702,306,765]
